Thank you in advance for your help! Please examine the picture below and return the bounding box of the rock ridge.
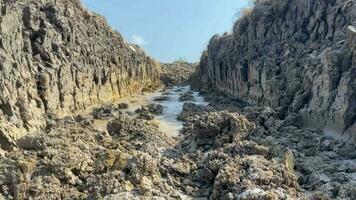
[0,0,160,150]
[192,0,356,141]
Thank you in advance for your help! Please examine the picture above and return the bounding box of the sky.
[81,0,251,63]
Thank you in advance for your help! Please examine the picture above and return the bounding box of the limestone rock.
[181,111,255,150]
[117,103,129,110]
[139,176,153,195]
[161,62,197,86]
[179,91,195,102]
[0,0,160,148]
[0,148,5,157]
[136,103,163,115]
[283,150,295,173]
[137,112,155,121]
[154,96,170,102]
[192,0,356,139]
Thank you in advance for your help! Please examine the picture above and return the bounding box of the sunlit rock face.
[192,0,356,140]
[0,0,160,149]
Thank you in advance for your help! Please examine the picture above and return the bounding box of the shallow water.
[148,86,209,137]
[93,86,208,137]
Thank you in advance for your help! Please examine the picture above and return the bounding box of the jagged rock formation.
[160,61,197,86]
[0,107,307,199]
[0,0,160,150]
[192,0,356,141]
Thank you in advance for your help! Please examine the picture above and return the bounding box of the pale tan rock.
[112,152,129,171]
[0,0,161,148]
[17,158,36,174]
[283,150,295,173]
[139,176,153,195]
[0,149,4,157]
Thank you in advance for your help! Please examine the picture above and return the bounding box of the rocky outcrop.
[0,0,160,150]
[161,61,197,86]
[179,101,356,199]
[0,112,176,199]
[192,0,356,140]
[0,103,304,199]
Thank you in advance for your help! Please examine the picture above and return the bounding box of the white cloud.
[130,34,148,46]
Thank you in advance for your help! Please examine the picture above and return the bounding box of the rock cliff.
[192,0,356,140]
[0,0,160,150]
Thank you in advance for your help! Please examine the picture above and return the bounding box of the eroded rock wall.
[192,0,356,140]
[0,0,160,150]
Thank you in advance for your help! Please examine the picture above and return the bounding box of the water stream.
[93,86,209,137]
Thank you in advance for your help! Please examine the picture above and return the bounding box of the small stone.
[106,151,117,167]
[112,152,129,171]
[140,176,152,195]
[0,148,6,157]
[154,96,170,102]
[172,162,191,175]
[17,158,36,174]
[179,92,195,102]
[136,104,163,115]
[137,112,155,120]
[64,169,81,185]
[283,150,295,173]
[118,103,129,109]
[16,135,38,150]
[122,181,134,192]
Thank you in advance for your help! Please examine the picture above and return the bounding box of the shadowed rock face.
[192,0,356,140]
[0,0,160,149]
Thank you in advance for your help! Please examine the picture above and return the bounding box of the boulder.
[154,96,170,102]
[136,104,163,115]
[118,103,129,110]
[181,111,255,150]
[283,150,295,173]
[137,112,155,121]
[179,92,195,102]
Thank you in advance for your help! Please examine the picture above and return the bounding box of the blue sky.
[81,0,251,63]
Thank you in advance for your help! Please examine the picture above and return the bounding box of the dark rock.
[179,92,195,102]
[137,112,155,121]
[92,105,116,119]
[118,103,129,110]
[154,96,170,102]
[181,111,255,150]
[136,104,163,115]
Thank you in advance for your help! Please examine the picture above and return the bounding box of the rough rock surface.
[0,106,308,199]
[1,86,355,199]
[0,0,160,150]
[192,0,356,140]
[179,91,195,102]
[179,99,356,199]
[0,112,177,199]
[135,103,164,115]
[161,61,197,86]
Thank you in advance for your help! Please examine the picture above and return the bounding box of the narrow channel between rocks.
[94,86,209,137]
